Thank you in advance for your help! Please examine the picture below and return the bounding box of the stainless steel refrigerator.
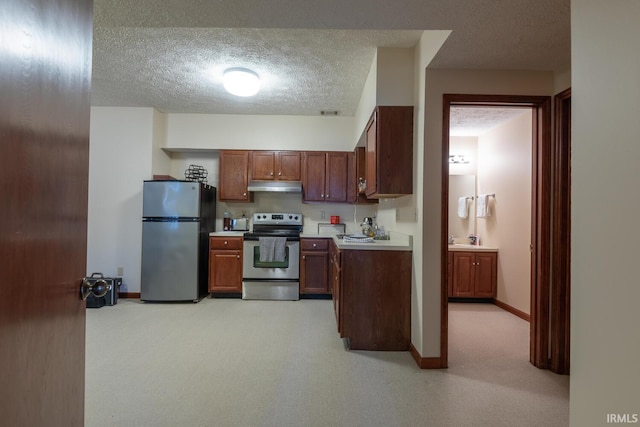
[140,180,216,302]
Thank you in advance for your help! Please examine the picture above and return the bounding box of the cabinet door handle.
[302,255,306,260]
[326,194,330,198]
[270,172,274,176]
[224,241,228,245]
[243,192,247,196]
[236,255,240,259]
[312,243,317,248]
[278,172,282,176]
[321,194,324,198]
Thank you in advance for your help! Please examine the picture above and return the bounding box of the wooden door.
[251,151,276,180]
[474,252,497,298]
[300,252,329,294]
[442,94,553,370]
[219,150,251,201]
[209,251,243,292]
[365,112,378,197]
[277,151,301,181]
[0,0,92,425]
[325,152,348,202]
[302,152,327,202]
[452,252,474,297]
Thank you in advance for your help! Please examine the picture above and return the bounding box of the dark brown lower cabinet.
[330,240,411,351]
[209,237,243,293]
[300,238,330,295]
[449,251,497,298]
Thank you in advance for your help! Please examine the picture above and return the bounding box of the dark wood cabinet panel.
[278,151,301,181]
[250,151,276,180]
[219,150,252,202]
[348,147,378,204]
[474,253,498,298]
[364,106,414,199]
[452,252,475,297]
[365,114,378,197]
[250,151,301,181]
[330,240,411,351]
[325,152,348,202]
[448,251,454,297]
[302,152,327,202]
[300,253,330,294]
[450,251,497,298]
[302,152,348,203]
[329,241,343,335]
[300,238,330,295]
[209,237,243,293]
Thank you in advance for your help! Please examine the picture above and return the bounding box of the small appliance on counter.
[230,217,250,231]
[318,223,346,235]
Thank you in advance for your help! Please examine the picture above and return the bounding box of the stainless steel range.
[242,212,303,300]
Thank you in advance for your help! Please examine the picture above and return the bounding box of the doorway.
[441,94,554,370]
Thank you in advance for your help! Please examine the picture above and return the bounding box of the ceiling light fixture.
[223,67,260,97]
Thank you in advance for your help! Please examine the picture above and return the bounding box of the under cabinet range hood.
[246,180,302,193]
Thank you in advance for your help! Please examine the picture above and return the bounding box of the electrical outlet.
[320,211,326,219]
[117,266,124,276]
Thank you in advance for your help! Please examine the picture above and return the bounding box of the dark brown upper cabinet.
[250,151,301,181]
[219,150,252,202]
[302,152,348,203]
[364,106,414,198]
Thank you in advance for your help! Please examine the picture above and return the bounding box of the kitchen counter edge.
[448,244,498,252]
[209,231,245,237]
[330,232,413,251]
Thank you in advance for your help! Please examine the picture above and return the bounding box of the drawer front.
[300,238,329,251]
[209,237,243,250]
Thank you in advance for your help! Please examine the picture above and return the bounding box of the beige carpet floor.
[85,299,569,426]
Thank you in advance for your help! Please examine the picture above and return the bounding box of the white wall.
[376,48,415,105]
[376,30,451,357]
[151,110,170,175]
[165,114,357,152]
[422,69,554,357]
[477,111,532,314]
[87,107,154,292]
[448,136,478,241]
[570,1,640,424]
[449,136,478,176]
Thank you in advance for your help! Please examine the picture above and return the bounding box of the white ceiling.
[450,107,531,137]
[92,0,570,117]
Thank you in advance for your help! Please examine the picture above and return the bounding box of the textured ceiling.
[92,0,570,116]
[450,107,530,137]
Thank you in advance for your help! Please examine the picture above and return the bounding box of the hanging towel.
[477,194,490,218]
[259,237,287,262]
[457,197,468,218]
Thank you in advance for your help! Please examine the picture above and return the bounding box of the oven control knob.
[294,216,299,220]
[288,215,293,220]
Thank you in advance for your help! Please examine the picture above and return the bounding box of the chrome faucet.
[448,235,455,244]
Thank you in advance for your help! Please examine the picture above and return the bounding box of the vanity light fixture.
[449,154,469,164]
[223,67,260,97]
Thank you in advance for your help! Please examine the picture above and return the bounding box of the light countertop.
[448,244,498,252]
[331,232,412,251]
[210,230,412,251]
[209,231,245,237]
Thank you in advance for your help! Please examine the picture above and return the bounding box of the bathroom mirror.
[448,175,476,240]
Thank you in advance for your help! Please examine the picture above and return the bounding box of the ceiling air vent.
[320,110,339,116]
